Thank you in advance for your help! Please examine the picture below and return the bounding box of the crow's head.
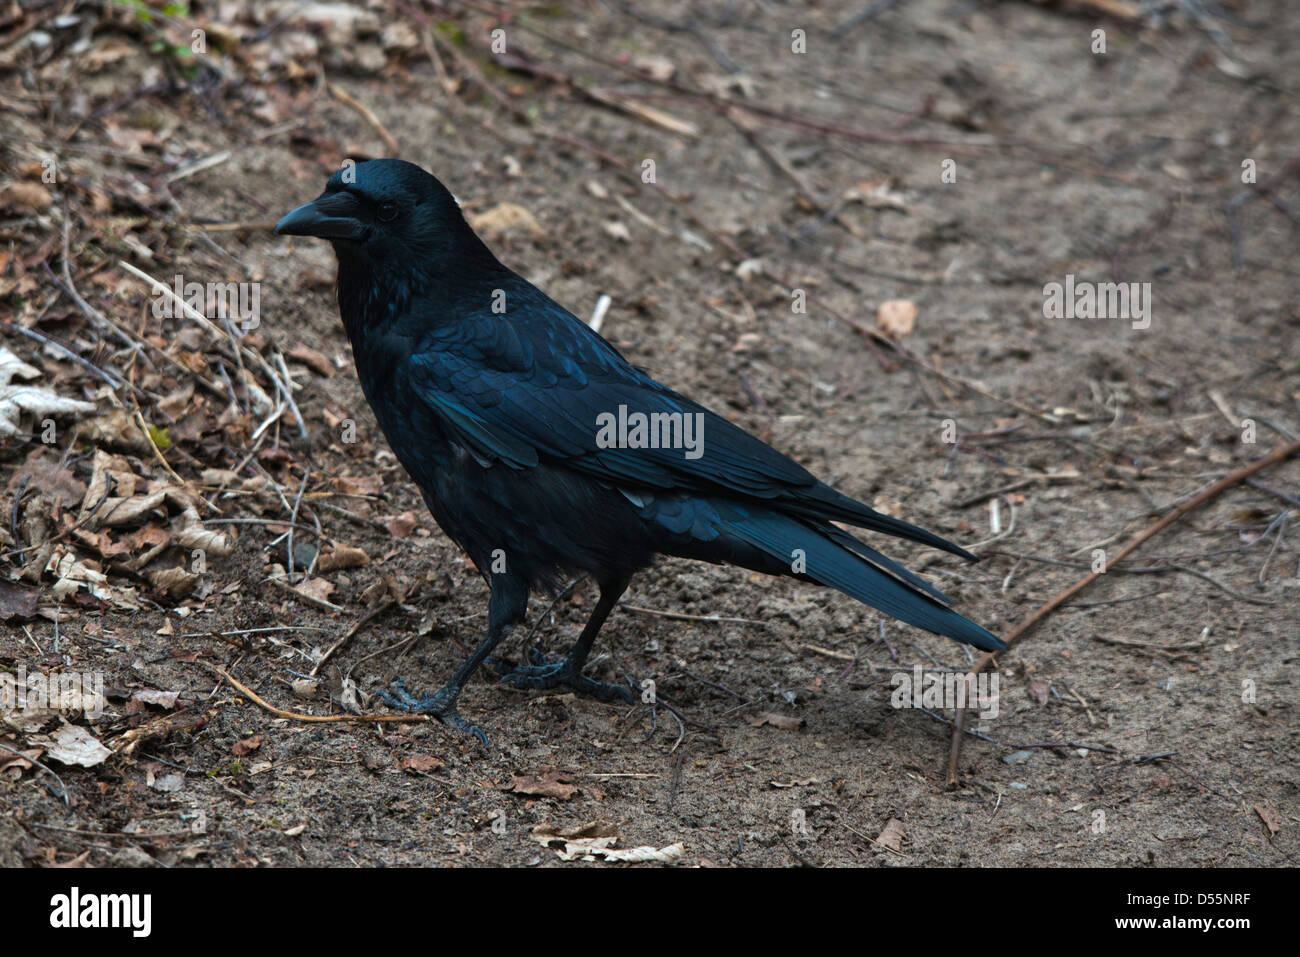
[275,159,495,272]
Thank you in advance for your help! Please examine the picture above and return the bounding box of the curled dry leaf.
[380,511,420,538]
[146,565,199,598]
[40,723,113,768]
[875,300,917,339]
[334,474,382,497]
[317,544,369,572]
[509,767,580,800]
[288,343,334,377]
[876,817,906,853]
[0,181,53,213]
[43,545,140,609]
[81,409,153,454]
[468,203,544,242]
[748,712,804,730]
[0,346,97,438]
[11,455,86,508]
[174,505,235,558]
[0,746,43,772]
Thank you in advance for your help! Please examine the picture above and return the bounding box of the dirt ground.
[0,0,1296,868]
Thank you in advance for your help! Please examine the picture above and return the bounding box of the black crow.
[276,159,1002,743]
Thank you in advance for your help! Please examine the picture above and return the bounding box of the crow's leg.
[380,577,528,744]
[493,577,633,703]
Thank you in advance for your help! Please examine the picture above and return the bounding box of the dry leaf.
[0,346,96,438]
[399,754,445,773]
[510,767,580,800]
[288,344,334,376]
[380,512,420,538]
[334,474,382,497]
[748,712,804,731]
[876,300,917,339]
[876,817,906,853]
[133,690,180,709]
[41,724,112,767]
[0,181,52,213]
[0,581,39,621]
[1027,680,1051,707]
[1254,805,1281,836]
[11,457,86,508]
[146,565,199,598]
[469,203,544,242]
[317,544,369,572]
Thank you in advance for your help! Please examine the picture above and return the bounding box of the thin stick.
[328,82,400,155]
[200,664,430,725]
[310,599,398,678]
[0,741,69,806]
[946,437,1300,784]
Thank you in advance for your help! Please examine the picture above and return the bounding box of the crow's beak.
[275,191,366,241]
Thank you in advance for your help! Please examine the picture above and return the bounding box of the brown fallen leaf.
[334,474,382,497]
[317,544,370,572]
[510,767,580,801]
[876,299,917,339]
[10,456,86,508]
[0,581,39,621]
[296,577,337,604]
[146,565,199,598]
[748,712,804,731]
[232,734,263,757]
[876,817,906,853]
[0,746,43,771]
[1254,805,1281,836]
[380,511,420,538]
[469,203,544,242]
[0,181,52,213]
[1027,680,1051,707]
[288,343,334,377]
[133,690,180,709]
[399,754,445,773]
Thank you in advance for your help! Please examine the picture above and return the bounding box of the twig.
[0,741,69,806]
[267,573,342,613]
[131,408,218,513]
[286,468,310,581]
[946,437,1300,784]
[199,663,432,725]
[327,82,400,155]
[1,319,130,394]
[273,351,309,441]
[310,599,398,678]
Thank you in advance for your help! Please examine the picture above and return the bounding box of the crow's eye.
[377,201,398,222]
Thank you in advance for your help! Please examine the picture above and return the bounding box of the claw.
[495,654,633,704]
[379,677,489,745]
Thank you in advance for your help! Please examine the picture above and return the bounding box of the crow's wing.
[407,281,972,558]
[407,283,813,495]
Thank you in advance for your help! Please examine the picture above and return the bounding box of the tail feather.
[725,511,1004,652]
[792,485,979,562]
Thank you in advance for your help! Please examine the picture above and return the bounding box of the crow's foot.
[378,677,488,745]
[489,648,633,703]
